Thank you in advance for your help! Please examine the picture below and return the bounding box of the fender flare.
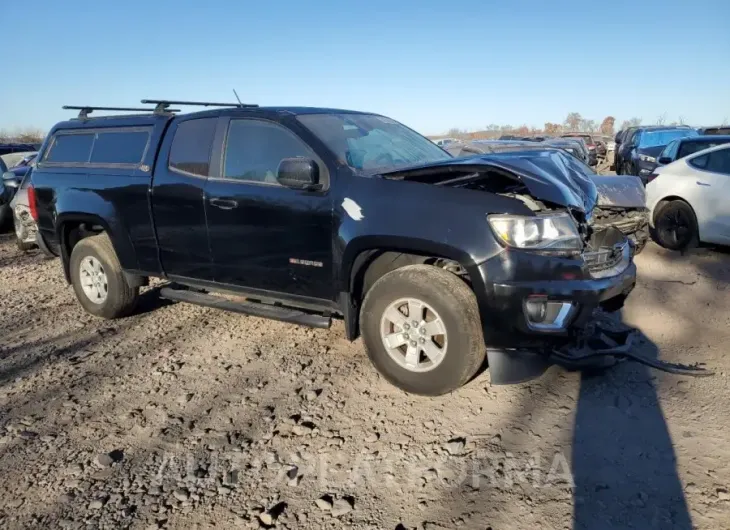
[56,213,136,283]
[339,235,479,340]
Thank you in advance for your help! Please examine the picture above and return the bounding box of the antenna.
[233,89,243,106]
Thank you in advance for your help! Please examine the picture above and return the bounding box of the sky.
[3,0,730,136]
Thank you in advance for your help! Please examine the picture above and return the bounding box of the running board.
[159,287,331,329]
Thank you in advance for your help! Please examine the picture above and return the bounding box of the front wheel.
[69,233,139,318]
[360,265,485,396]
[653,200,698,251]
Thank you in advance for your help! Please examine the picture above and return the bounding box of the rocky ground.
[1,233,729,530]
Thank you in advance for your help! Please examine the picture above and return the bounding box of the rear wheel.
[69,233,139,318]
[360,265,485,396]
[653,200,698,251]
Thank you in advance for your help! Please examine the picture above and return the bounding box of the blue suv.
[618,126,697,180]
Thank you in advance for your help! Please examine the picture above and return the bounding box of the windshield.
[638,129,698,148]
[297,113,451,173]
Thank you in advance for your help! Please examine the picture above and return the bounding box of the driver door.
[203,117,335,302]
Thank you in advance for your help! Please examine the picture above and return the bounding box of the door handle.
[209,197,238,210]
[696,181,711,187]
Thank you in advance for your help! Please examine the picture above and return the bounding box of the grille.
[583,227,631,279]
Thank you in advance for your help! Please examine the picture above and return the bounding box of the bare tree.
[599,116,615,136]
[619,117,642,130]
[446,128,470,139]
[678,115,686,125]
[656,112,667,126]
[564,112,582,132]
[544,122,562,136]
[580,119,598,133]
[0,127,47,144]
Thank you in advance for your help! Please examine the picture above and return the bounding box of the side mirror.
[2,171,20,190]
[277,158,320,190]
[658,156,672,165]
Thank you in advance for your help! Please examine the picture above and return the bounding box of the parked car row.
[442,133,730,253]
[613,124,729,183]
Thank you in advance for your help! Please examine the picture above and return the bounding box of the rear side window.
[689,154,709,169]
[168,118,217,177]
[90,130,149,164]
[46,133,94,163]
[44,128,150,166]
[706,149,730,175]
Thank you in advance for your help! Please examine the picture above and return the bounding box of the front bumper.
[635,158,657,181]
[476,250,636,346]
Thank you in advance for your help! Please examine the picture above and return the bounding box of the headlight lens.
[639,154,656,163]
[488,212,582,251]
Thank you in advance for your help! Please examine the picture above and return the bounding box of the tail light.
[28,185,38,221]
[646,173,659,184]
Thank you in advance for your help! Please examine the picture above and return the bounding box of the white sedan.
[646,143,730,250]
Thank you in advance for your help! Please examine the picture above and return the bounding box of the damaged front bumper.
[475,227,637,343]
[487,313,712,384]
[474,227,711,384]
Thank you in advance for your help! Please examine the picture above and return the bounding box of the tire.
[69,233,139,318]
[0,205,9,230]
[36,231,56,259]
[652,200,698,251]
[360,264,485,396]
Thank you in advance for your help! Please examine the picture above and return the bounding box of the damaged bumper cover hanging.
[487,313,712,385]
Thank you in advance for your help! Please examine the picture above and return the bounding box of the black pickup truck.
[30,100,641,395]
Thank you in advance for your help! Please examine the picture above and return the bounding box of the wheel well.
[59,221,106,283]
[653,196,695,224]
[344,249,471,340]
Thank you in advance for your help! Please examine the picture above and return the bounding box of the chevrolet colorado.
[30,100,643,395]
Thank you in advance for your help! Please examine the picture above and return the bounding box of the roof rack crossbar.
[141,99,258,114]
[62,105,175,119]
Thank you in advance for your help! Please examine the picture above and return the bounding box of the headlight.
[639,154,656,163]
[488,212,582,251]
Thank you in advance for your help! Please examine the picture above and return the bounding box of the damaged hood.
[378,149,598,213]
[591,175,646,208]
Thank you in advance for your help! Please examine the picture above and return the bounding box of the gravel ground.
[1,232,729,530]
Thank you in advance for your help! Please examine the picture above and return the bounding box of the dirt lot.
[1,233,729,530]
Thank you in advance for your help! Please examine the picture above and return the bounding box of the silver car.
[8,162,54,256]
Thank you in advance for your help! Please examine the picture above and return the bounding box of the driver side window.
[223,120,317,185]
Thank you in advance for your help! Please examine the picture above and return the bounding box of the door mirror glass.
[277,158,320,190]
[658,156,672,165]
[2,171,20,189]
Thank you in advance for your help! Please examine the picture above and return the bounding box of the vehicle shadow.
[423,243,730,529]
[570,327,691,529]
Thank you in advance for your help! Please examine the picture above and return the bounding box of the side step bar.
[159,286,331,329]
